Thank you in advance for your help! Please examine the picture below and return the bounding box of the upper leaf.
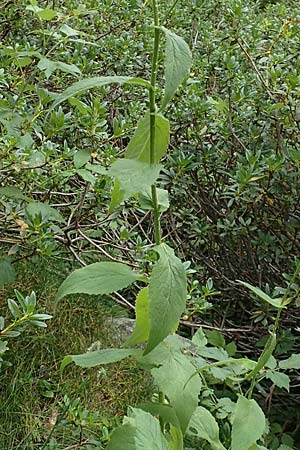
[125,112,170,163]
[231,396,265,450]
[161,27,192,109]
[145,244,187,354]
[108,159,162,209]
[51,76,151,110]
[237,281,285,309]
[56,262,141,301]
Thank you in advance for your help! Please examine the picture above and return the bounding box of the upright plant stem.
[150,0,165,431]
[150,0,161,246]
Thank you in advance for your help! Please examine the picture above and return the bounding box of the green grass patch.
[0,258,152,449]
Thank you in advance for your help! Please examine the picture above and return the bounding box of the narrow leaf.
[51,76,151,110]
[161,27,192,109]
[7,299,21,319]
[125,112,170,162]
[62,348,141,369]
[56,262,141,301]
[145,244,187,354]
[238,280,285,309]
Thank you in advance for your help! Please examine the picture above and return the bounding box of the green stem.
[149,0,161,246]
[0,313,31,336]
[158,391,165,432]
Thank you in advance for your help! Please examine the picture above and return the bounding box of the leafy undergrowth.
[0,259,152,449]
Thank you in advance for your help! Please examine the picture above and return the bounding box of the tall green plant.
[53,2,298,449]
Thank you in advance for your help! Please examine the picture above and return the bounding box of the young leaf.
[51,76,151,110]
[37,8,56,20]
[145,244,187,354]
[231,396,265,450]
[191,328,207,347]
[266,370,290,391]
[76,169,96,184]
[109,178,125,213]
[56,262,141,301]
[124,288,150,347]
[237,280,284,309]
[161,27,192,109]
[7,299,21,319]
[279,354,300,370]
[73,149,91,168]
[62,348,142,369]
[107,407,171,450]
[125,112,170,162]
[108,159,162,208]
[187,406,226,450]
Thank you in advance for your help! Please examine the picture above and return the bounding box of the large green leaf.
[108,159,162,209]
[279,354,300,370]
[145,244,187,354]
[125,112,170,162]
[161,27,192,109]
[141,335,202,433]
[124,288,150,347]
[139,402,183,450]
[0,260,16,287]
[56,262,141,301]
[187,406,226,450]
[231,396,265,450]
[108,407,171,450]
[237,281,284,309]
[51,76,151,109]
[62,348,141,369]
